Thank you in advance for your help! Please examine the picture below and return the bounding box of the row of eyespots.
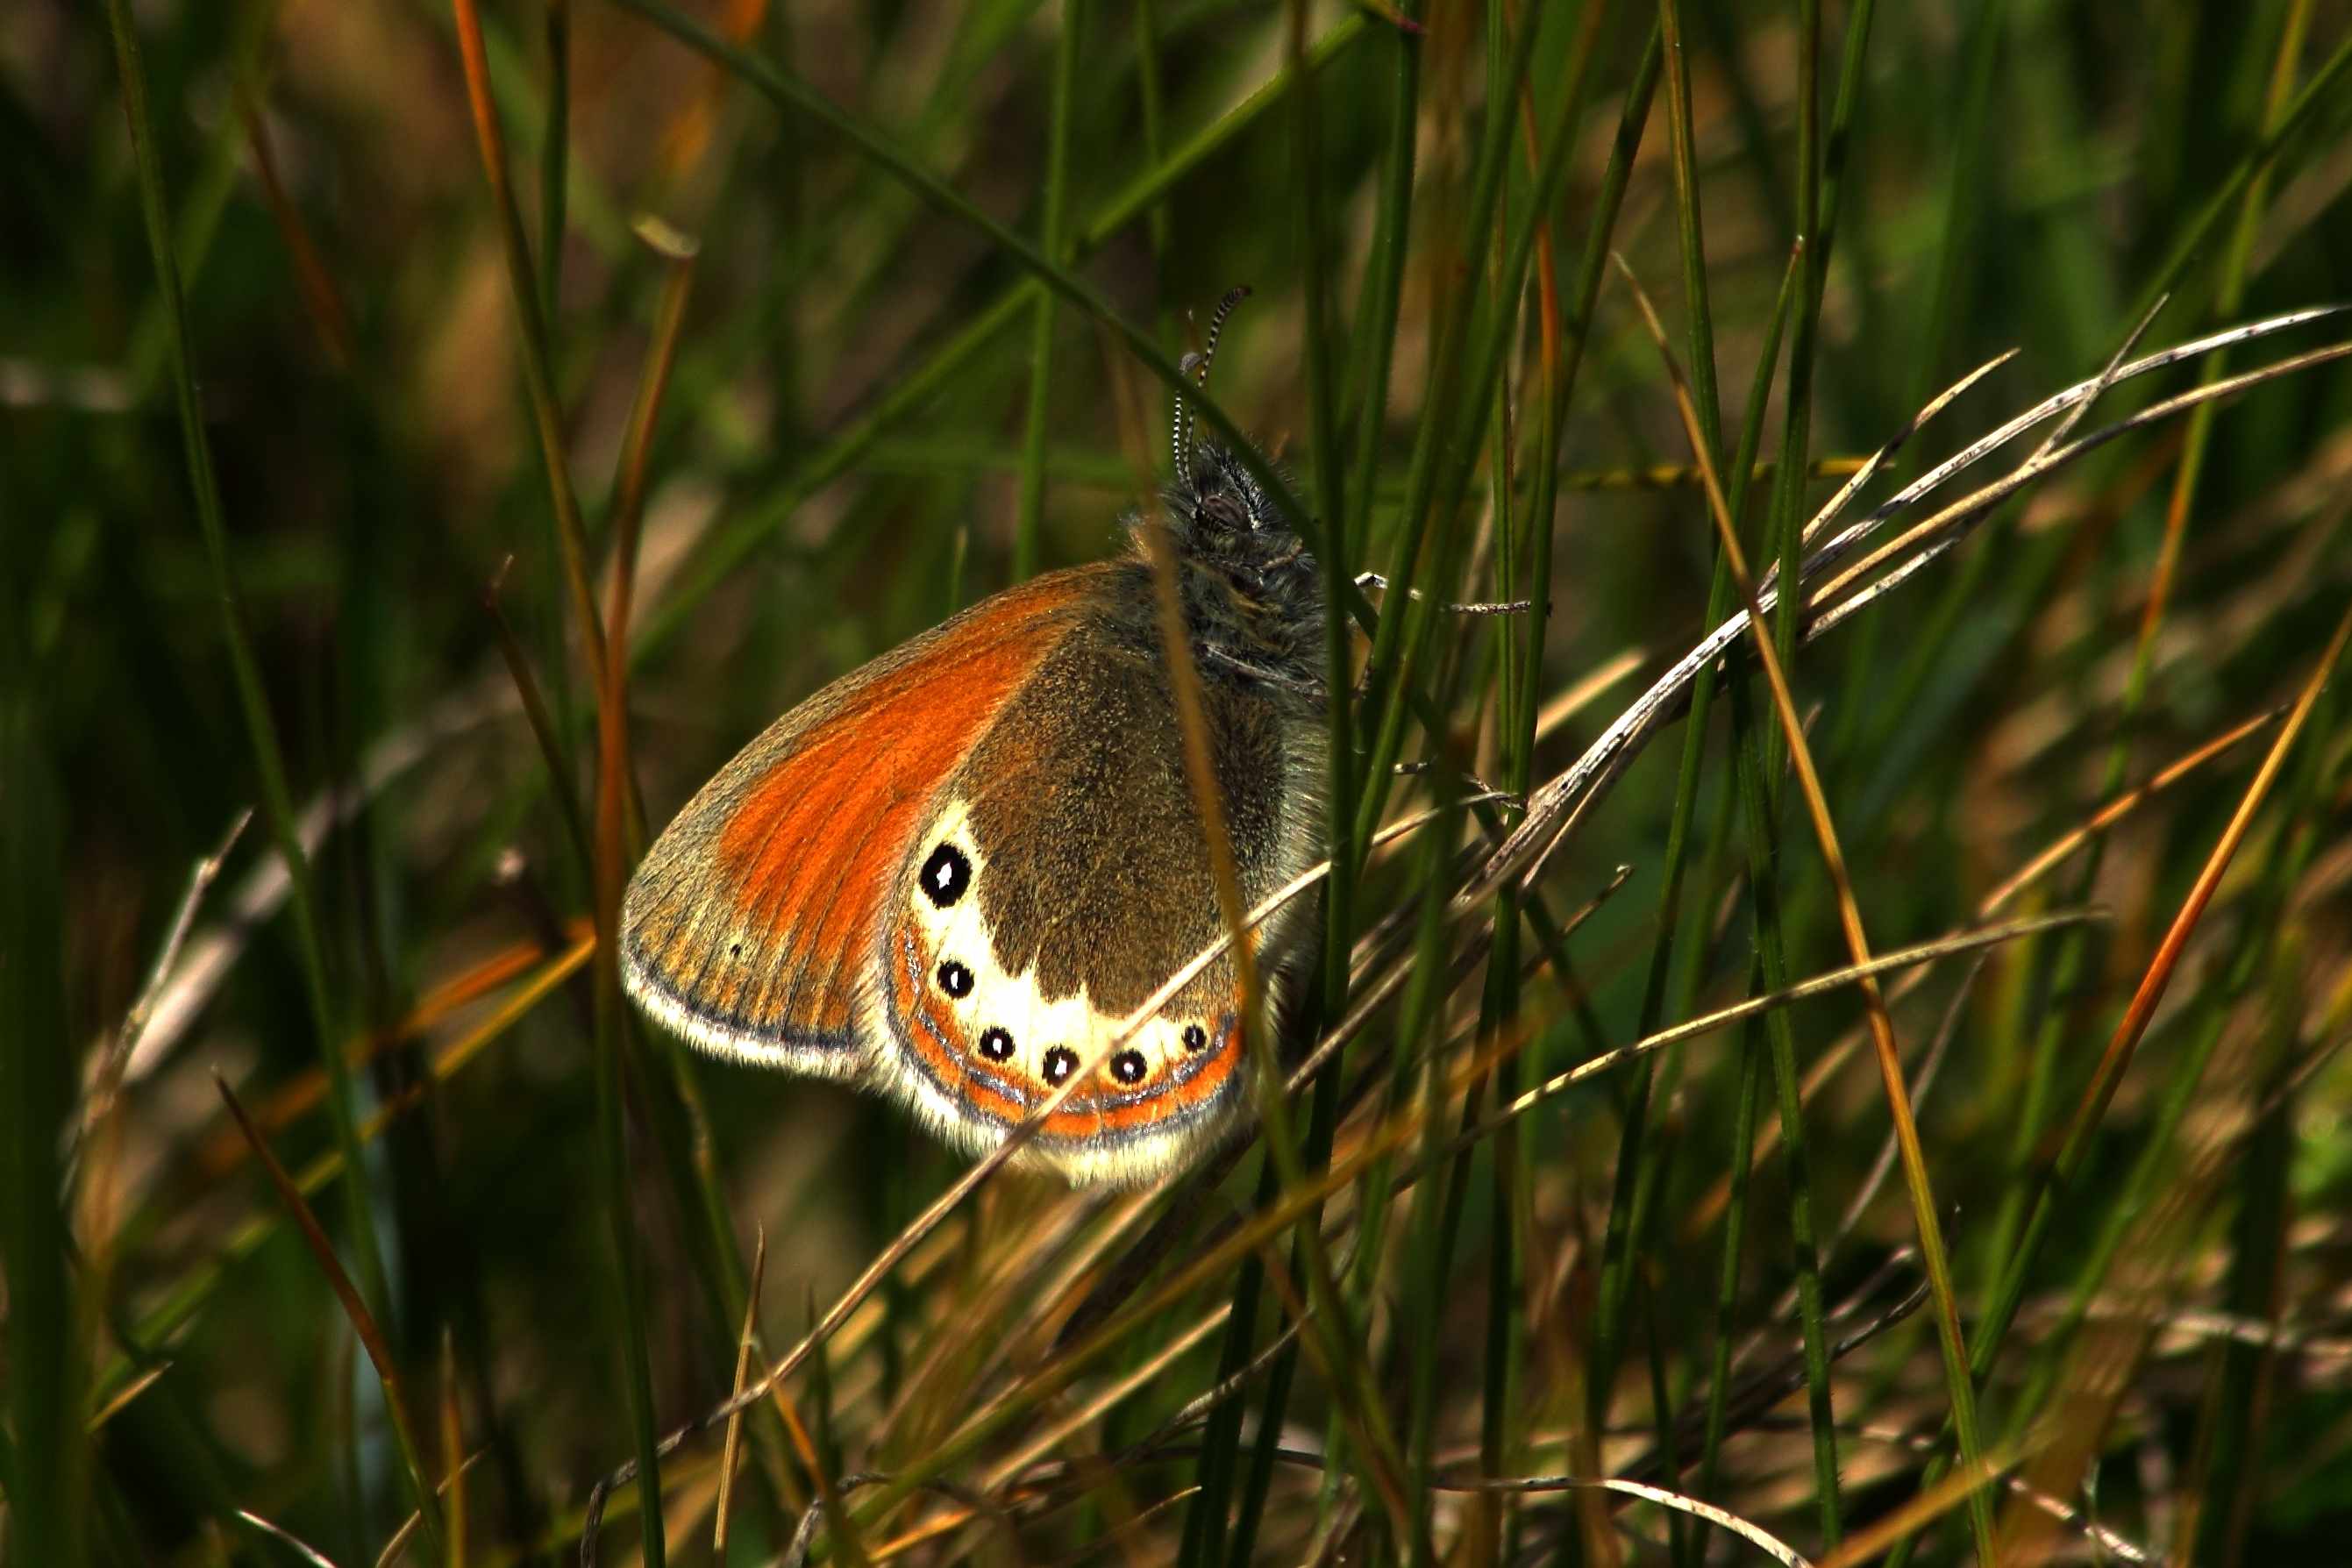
[923,837,1218,1089]
[939,964,1211,1087]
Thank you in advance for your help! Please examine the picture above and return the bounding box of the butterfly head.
[1136,289,1327,703]
[1166,438,1288,552]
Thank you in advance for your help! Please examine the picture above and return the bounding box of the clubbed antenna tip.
[1169,286,1254,481]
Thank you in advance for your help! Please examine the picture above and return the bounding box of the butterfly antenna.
[1197,285,1251,388]
[1172,353,1198,481]
[1172,286,1251,482]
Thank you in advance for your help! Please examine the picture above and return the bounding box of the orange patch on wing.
[704,572,1095,1039]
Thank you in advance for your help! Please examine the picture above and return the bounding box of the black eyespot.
[937,960,973,998]
[1111,1050,1149,1085]
[920,843,972,908]
[979,1026,1015,1062]
[1042,1046,1079,1086]
[731,942,743,957]
[1182,1023,1209,1052]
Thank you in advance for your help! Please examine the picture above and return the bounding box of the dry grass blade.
[80,808,251,1286]
[582,206,698,1568]
[772,1374,876,1568]
[447,0,609,690]
[575,780,1502,1538]
[236,1509,346,1568]
[1682,702,2298,1243]
[1475,306,2352,906]
[1492,344,2018,899]
[715,1226,769,1555]
[980,1304,1230,1492]
[1139,517,1260,1032]
[1612,249,1996,1563]
[86,1363,171,1433]
[1978,705,2284,915]
[1806,338,2352,638]
[378,1453,490,1568]
[118,686,512,1075]
[438,1331,466,1568]
[91,809,252,1109]
[2049,598,2352,1165]
[235,90,355,371]
[212,1074,445,1557]
[1438,1475,1814,1567]
[1788,350,2019,561]
[1451,912,2099,1158]
[1808,1442,2028,1568]
[1807,294,2173,621]
[1800,306,2348,581]
[2032,294,2170,467]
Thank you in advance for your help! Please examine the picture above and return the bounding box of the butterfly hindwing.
[620,568,1104,1073]
[871,602,1325,1182]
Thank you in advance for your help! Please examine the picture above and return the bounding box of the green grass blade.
[1014,0,1084,582]
[1,704,83,1564]
[103,0,399,1401]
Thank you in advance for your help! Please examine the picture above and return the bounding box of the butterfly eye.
[979,1026,1015,1062]
[1042,1046,1079,1086]
[1194,492,1250,535]
[1110,1050,1149,1085]
[936,960,973,998]
[1182,1023,1209,1052]
[921,843,972,908]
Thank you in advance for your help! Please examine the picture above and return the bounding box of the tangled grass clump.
[13,1,2352,1564]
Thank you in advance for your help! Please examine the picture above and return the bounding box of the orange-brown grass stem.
[1613,250,1998,1564]
[449,0,609,693]
[2044,601,2352,1191]
[1139,511,1418,1548]
[214,1073,445,1558]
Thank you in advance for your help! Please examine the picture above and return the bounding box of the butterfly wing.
[621,568,1105,1073]
[870,598,1326,1182]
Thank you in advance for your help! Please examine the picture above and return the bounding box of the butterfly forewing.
[619,569,1101,1072]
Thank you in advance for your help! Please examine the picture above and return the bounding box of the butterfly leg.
[1392,759,1525,810]
[1353,571,1534,616]
[1201,644,1328,701]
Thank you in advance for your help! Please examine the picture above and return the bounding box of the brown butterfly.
[622,297,1328,1183]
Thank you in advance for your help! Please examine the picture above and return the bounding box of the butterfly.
[620,296,1329,1184]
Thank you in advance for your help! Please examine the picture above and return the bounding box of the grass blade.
[215,1074,445,1557]
[103,0,400,1436]
[1616,253,1995,1560]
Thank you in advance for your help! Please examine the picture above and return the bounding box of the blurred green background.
[11,0,2352,1562]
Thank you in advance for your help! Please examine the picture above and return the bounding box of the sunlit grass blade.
[1615,253,1994,1559]
[451,0,609,691]
[1974,598,2352,1374]
[103,0,400,1422]
[214,1073,445,1558]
